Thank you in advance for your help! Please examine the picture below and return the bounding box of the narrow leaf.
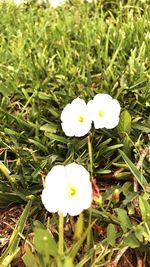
[0,200,32,266]
[68,221,94,260]
[45,132,68,144]
[119,150,148,189]
[73,213,84,241]
[118,110,131,136]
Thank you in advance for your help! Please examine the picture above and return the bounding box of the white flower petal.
[65,163,92,215]
[93,93,112,103]
[65,163,90,181]
[93,118,106,129]
[44,165,65,187]
[41,188,60,213]
[41,163,92,216]
[12,0,25,5]
[61,98,92,137]
[71,98,87,110]
[48,0,66,7]
[61,122,76,137]
[74,122,92,137]
[87,94,121,129]
[60,103,72,122]
[111,99,121,116]
[104,116,120,129]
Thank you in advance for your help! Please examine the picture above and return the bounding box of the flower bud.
[112,189,120,203]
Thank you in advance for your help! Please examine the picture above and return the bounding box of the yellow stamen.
[77,115,84,123]
[69,186,77,197]
[98,111,104,118]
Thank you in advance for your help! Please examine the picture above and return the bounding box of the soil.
[0,206,148,267]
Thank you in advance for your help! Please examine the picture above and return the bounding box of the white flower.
[61,98,92,137]
[87,94,121,129]
[47,0,66,7]
[12,0,25,5]
[41,163,92,216]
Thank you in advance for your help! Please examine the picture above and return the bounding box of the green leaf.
[115,208,132,233]
[133,123,150,133]
[0,252,19,267]
[139,195,150,221]
[45,132,68,144]
[119,150,148,189]
[107,224,116,246]
[0,192,23,207]
[0,86,17,96]
[28,139,48,153]
[104,144,123,153]
[56,256,74,267]
[73,213,84,241]
[122,182,132,196]
[40,123,57,133]
[22,250,39,267]
[34,228,57,257]
[118,110,132,136]
[4,128,21,137]
[123,134,132,156]
[2,112,36,129]
[68,220,94,260]
[91,208,119,224]
[117,110,132,155]
[123,233,140,248]
[0,200,32,266]
[122,192,137,206]
[134,224,145,242]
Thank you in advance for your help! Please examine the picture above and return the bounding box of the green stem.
[0,161,16,190]
[86,209,92,250]
[87,133,94,249]
[58,213,64,256]
[87,134,93,180]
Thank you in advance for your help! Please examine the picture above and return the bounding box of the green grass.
[0,0,150,266]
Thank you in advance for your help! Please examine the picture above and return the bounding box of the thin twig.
[143,252,147,267]
[133,147,149,214]
[133,147,149,192]
[107,246,128,267]
[137,255,143,267]
[122,254,134,267]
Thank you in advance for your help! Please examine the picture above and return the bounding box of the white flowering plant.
[0,1,149,267]
[41,163,92,216]
[38,92,121,265]
[61,98,92,137]
[46,0,66,7]
[61,93,121,137]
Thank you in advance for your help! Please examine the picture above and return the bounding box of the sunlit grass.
[0,0,149,266]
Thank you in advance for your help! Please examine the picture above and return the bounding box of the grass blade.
[0,200,32,267]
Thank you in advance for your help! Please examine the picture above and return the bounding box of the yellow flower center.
[98,111,104,118]
[77,115,84,123]
[68,186,77,197]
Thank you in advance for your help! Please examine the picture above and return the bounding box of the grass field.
[0,0,150,266]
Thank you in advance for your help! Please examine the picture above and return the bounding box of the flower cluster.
[11,0,94,7]
[61,93,121,137]
[41,93,121,216]
[41,163,92,216]
[11,0,25,5]
[11,0,66,6]
[47,0,66,7]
